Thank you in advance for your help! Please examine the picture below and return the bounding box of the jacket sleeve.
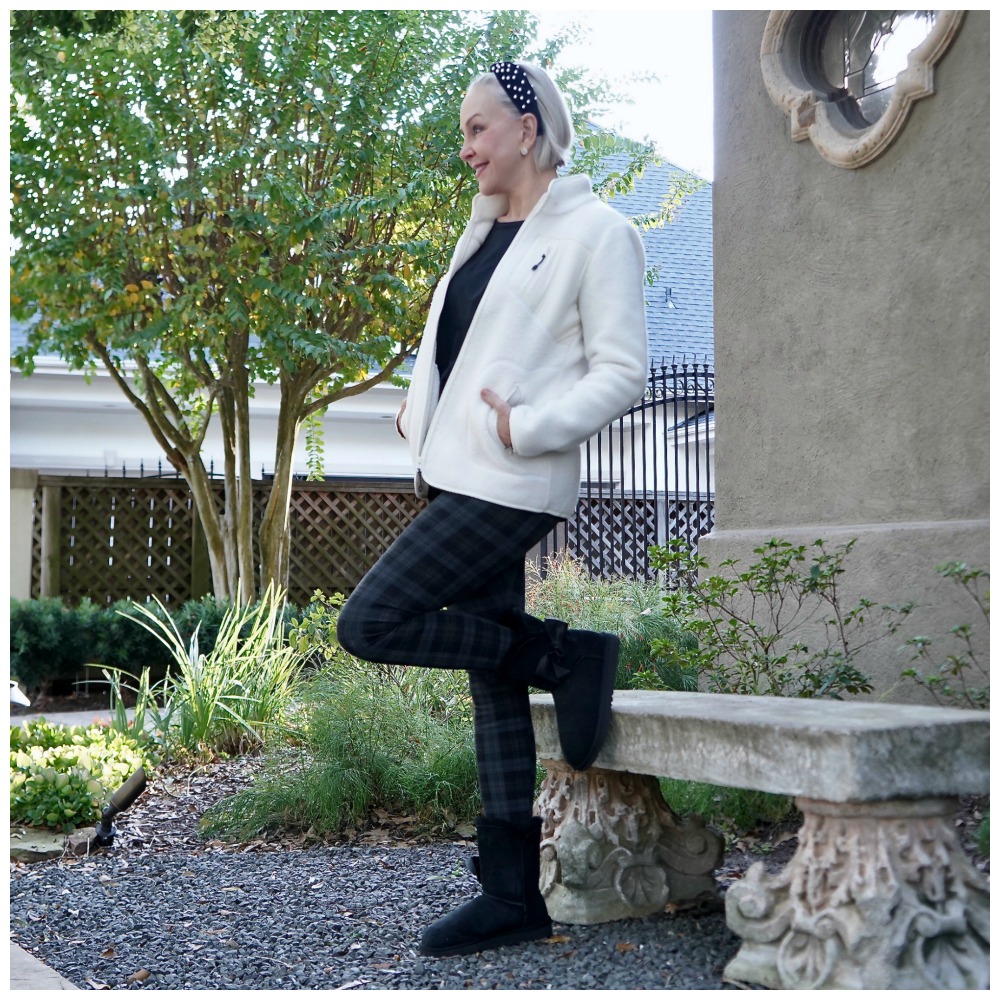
[507,218,649,457]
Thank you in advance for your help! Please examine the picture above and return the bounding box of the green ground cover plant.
[10,719,155,832]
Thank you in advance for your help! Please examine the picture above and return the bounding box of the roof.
[601,157,714,365]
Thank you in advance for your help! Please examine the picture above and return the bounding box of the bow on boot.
[535,618,570,685]
[500,614,619,771]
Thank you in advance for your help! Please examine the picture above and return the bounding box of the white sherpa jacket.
[400,173,649,519]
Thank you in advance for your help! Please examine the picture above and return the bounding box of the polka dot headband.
[490,61,545,135]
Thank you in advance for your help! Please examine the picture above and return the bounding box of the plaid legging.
[336,490,560,821]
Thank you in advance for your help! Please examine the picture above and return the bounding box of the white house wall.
[11,363,712,495]
[9,360,412,479]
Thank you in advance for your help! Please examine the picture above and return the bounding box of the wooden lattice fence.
[34,479,200,607]
[30,477,425,608]
[28,476,712,608]
[280,483,425,603]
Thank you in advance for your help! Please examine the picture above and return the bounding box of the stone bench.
[529,690,989,990]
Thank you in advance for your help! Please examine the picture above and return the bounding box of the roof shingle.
[603,157,713,364]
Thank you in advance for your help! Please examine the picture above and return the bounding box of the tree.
[11,9,655,601]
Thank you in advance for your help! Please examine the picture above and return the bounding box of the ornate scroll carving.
[534,761,724,924]
[724,796,990,990]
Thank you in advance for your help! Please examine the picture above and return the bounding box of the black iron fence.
[540,360,715,579]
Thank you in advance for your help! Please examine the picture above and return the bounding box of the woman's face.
[459,83,530,197]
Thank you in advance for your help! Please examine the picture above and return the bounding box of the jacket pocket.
[484,384,522,450]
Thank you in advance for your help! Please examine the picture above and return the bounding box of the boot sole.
[418,919,553,958]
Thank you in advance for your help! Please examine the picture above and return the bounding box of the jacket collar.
[469,173,595,224]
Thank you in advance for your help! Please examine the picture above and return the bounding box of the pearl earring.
[520,147,528,156]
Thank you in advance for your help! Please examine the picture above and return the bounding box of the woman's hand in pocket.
[480,388,512,448]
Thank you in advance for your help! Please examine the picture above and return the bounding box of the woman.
[336,60,648,957]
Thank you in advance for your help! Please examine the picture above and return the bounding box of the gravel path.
[11,755,760,990]
[12,749,984,991]
[11,842,749,991]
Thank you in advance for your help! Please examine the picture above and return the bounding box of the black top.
[435,220,522,389]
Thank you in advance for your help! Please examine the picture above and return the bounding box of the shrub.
[900,562,989,710]
[9,718,155,832]
[525,553,699,691]
[104,585,307,758]
[9,594,304,702]
[288,590,349,673]
[650,537,912,699]
[201,671,480,841]
[10,597,94,695]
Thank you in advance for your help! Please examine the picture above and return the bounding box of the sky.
[531,8,715,179]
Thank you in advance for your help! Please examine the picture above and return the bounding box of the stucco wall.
[706,11,989,701]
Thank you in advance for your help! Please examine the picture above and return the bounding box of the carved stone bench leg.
[533,759,724,924]
[723,796,990,990]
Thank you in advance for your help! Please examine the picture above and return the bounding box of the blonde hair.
[470,62,574,170]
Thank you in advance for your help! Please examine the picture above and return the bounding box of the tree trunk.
[233,374,257,606]
[258,379,304,593]
[183,453,233,600]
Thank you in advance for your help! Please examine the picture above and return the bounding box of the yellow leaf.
[56,51,66,63]
[125,283,139,293]
[140,280,155,289]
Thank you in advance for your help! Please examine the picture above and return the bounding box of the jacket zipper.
[419,193,551,472]
[416,184,567,490]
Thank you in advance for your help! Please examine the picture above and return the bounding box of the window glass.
[819,11,937,125]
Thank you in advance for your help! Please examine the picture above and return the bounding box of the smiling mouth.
[473,163,487,178]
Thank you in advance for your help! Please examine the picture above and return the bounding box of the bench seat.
[530,689,988,801]
[528,691,989,990]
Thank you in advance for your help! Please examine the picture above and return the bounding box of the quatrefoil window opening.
[761,10,965,168]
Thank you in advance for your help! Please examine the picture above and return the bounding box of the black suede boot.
[502,616,619,771]
[418,816,552,957]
